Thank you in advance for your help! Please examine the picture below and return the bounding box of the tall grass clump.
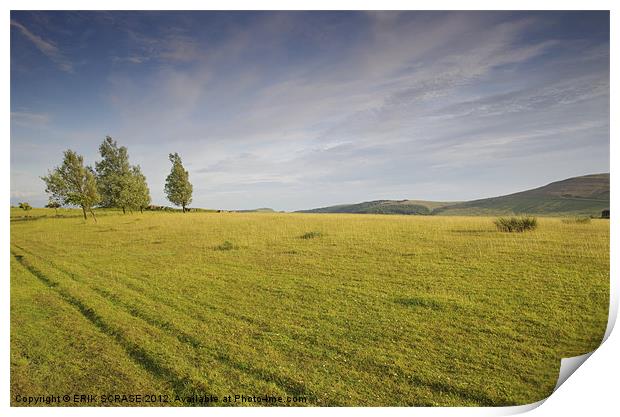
[494,216,538,232]
[214,240,238,251]
[300,231,323,239]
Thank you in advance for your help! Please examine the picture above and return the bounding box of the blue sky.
[10,11,609,210]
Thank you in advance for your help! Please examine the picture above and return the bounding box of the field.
[10,208,609,406]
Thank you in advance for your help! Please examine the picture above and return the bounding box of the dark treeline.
[41,136,193,221]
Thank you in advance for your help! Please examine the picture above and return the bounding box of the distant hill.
[297,174,609,217]
[434,173,609,216]
[298,199,454,215]
[233,208,275,213]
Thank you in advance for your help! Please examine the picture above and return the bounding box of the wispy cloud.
[119,27,202,64]
[11,111,50,127]
[10,11,609,209]
[11,19,73,72]
[10,190,40,199]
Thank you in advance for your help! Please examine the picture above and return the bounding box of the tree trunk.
[89,208,97,223]
[140,207,143,214]
[82,206,87,220]
[122,207,126,214]
[182,203,186,213]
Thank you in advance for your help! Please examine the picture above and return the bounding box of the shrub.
[561,217,591,224]
[215,240,237,251]
[145,205,177,211]
[45,201,61,209]
[494,216,538,232]
[18,202,32,211]
[300,231,323,239]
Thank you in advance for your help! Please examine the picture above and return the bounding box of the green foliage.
[396,296,445,311]
[18,202,32,211]
[214,240,238,251]
[10,213,609,406]
[144,205,216,213]
[494,216,538,232]
[95,136,132,209]
[122,165,151,213]
[95,136,151,213]
[164,153,193,212]
[300,231,323,239]
[145,205,179,212]
[41,150,101,220]
[45,201,61,210]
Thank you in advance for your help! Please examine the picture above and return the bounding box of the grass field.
[10,208,609,406]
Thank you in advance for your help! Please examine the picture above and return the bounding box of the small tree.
[123,165,151,213]
[164,153,193,212]
[45,200,61,214]
[41,150,101,221]
[95,136,132,213]
[18,202,32,211]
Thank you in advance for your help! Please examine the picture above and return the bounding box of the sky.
[10,11,610,211]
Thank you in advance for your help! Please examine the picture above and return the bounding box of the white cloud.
[10,190,40,199]
[11,12,610,210]
[11,19,73,72]
[11,111,50,127]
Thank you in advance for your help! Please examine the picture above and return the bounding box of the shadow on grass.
[396,296,445,311]
[214,241,238,251]
[11,251,212,406]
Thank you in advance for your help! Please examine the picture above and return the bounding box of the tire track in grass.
[14,242,283,346]
[213,352,325,405]
[13,243,497,405]
[11,246,317,403]
[14,243,268,353]
[63,258,479,405]
[91,287,203,350]
[13,244,204,349]
[14,243,229,321]
[11,250,211,405]
[356,358,507,406]
[13,243,276,334]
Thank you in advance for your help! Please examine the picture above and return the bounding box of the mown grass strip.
[11,247,321,403]
[11,250,216,404]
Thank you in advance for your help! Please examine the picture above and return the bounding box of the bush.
[145,205,179,212]
[18,202,32,211]
[494,216,538,232]
[45,201,61,210]
[300,231,323,239]
[214,241,238,251]
[561,217,591,224]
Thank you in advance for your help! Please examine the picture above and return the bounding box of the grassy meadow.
[10,208,609,406]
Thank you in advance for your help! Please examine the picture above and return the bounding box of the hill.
[233,208,276,213]
[434,173,609,216]
[298,199,455,215]
[297,173,609,217]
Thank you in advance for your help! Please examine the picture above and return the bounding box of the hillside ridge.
[297,173,609,217]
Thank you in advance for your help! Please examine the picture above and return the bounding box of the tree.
[95,136,132,213]
[164,153,193,212]
[123,165,151,213]
[45,200,61,215]
[41,150,101,221]
[18,202,32,211]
